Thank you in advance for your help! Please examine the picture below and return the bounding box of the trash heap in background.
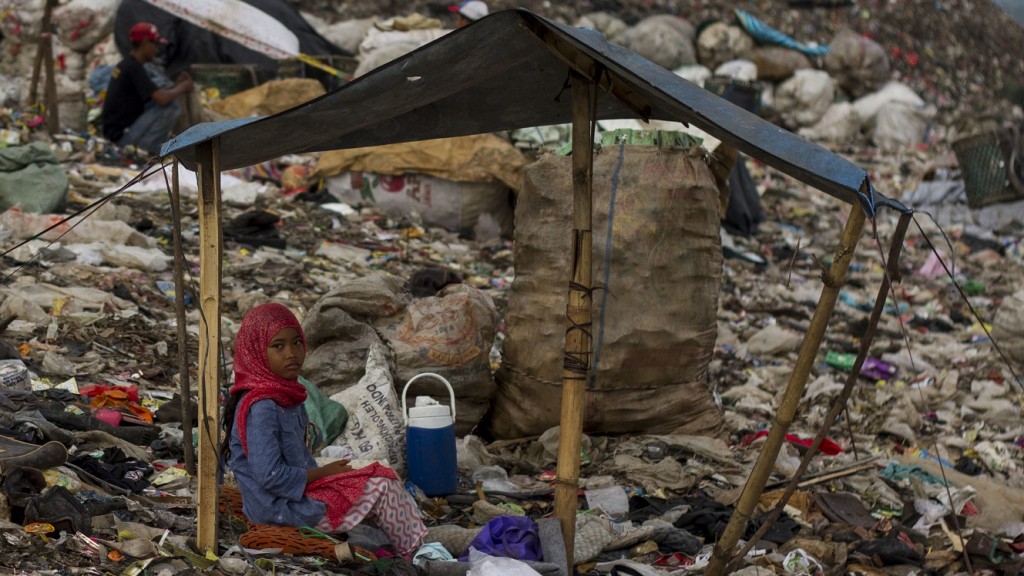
[0,0,1021,575]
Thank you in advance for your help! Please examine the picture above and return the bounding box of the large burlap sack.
[992,290,1024,370]
[57,76,88,133]
[774,69,835,129]
[852,82,924,126]
[798,102,863,144]
[304,273,499,433]
[824,29,890,98]
[618,15,697,70]
[302,274,409,396]
[355,28,447,78]
[749,46,811,82]
[326,172,514,237]
[673,64,713,88]
[488,145,725,439]
[208,79,326,119]
[87,34,121,71]
[321,17,378,55]
[714,59,758,81]
[377,283,499,435]
[53,0,118,52]
[317,134,527,191]
[575,12,628,43]
[696,22,754,71]
[0,210,152,247]
[872,101,936,150]
[0,143,68,214]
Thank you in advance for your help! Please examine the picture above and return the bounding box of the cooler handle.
[401,372,456,425]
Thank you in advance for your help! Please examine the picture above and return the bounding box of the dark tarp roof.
[116,0,348,79]
[161,8,905,216]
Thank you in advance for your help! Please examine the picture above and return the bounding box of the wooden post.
[29,0,60,134]
[195,139,223,553]
[705,202,866,576]
[42,18,59,135]
[553,72,595,572]
[727,211,911,569]
[171,160,196,476]
[28,0,49,103]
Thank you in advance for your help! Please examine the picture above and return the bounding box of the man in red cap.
[451,0,488,28]
[101,22,194,156]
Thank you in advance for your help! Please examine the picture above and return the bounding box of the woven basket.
[952,130,1024,208]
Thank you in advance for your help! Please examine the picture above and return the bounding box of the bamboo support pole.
[553,72,595,571]
[28,43,43,106]
[171,161,196,476]
[28,0,50,103]
[705,202,866,576]
[30,0,59,134]
[195,140,223,553]
[727,211,911,570]
[42,27,59,134]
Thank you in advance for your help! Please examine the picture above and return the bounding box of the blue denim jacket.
[229,399,326,526]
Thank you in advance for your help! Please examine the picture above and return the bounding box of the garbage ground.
[1,0,1024,575]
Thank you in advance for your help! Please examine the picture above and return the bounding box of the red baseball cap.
[129,22,167,44]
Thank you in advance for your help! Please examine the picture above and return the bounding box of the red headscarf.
[230,302,308,456]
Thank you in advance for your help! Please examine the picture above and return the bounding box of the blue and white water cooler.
[402,373,458,497]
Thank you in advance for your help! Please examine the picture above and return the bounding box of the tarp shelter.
[159,8,908,570]
[115,0,348,78]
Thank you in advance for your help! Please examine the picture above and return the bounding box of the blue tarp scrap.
[735,9,831,57]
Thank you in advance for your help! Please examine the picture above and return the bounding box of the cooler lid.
[409,404,451,419]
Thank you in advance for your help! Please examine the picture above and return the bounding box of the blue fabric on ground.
[735,9,830,57]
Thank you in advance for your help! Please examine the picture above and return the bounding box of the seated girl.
[222,302,428,555]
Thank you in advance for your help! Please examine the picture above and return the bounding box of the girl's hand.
[306,459,353,483]
[321,459,353,476]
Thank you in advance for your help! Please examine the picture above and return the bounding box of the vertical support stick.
[553,72,595,572]
[195,140,223,553]
[727,211,911,570]
[171,160,196,476]
[28,0,52,104]
[31,0,59,135]
[43,20,59,135]
[705,203,866,576]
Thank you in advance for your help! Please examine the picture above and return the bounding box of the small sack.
[329,341,406,473]
[300,375,348,452]
[460,516,542,562]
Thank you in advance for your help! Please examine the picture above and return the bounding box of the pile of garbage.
[0,0,1022,575]
[305,0,1024,121]
[3,0,1020,174]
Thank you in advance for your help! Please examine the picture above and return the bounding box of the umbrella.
[142,0,342,76]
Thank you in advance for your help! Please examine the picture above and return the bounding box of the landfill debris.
[0,0,1023,575]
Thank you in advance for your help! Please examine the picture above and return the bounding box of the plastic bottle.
[826,352,897,380]
[825,350,856,371]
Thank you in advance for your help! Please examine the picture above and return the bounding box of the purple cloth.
[862,357,898,380]
[460,515,542,562]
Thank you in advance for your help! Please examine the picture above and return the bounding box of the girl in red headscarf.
[222,303,428,554]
